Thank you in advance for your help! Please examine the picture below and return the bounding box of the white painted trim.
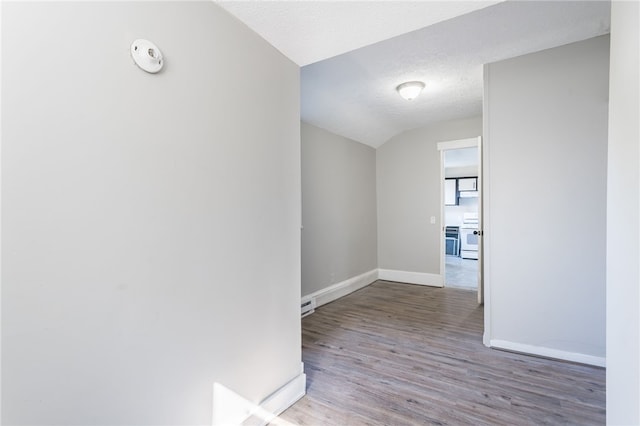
[212,367,305,426]
[302,269,378,308]
[482,63,492,348]
[490,340,606,368]
[259,368,307,420]
[378,269,443,287]
[439,148,446,286]
[437,137,479,151]
[475,136,483,305]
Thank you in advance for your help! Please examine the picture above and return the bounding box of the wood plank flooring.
[278,280,605,425]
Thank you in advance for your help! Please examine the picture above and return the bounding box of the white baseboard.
[490,339,606,367]
[212,365,306,426]
[303,269,378,308]
[378,269,443,287]
[259,367,306,418]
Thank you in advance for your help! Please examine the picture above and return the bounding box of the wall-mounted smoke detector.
[131,39,164,74]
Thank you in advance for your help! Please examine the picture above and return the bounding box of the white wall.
[1,2,302,424]
[606,1,640,423]
[445,165,478,178]
[445,197,479,227]
[301,122,378,297]
[376,116,482,282]
[484,36,609,364]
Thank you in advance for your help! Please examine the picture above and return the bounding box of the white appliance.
[460,212,479,259]
[458,191,478,198]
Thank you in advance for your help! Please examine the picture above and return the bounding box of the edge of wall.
[302,269,379,308]
[490,339,606,367]
[378,269,443,287]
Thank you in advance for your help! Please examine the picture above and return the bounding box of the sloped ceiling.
[216,1,502,67]
[217,1,611,147]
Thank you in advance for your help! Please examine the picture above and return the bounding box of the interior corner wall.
[606,1,640,423]
[301,122,378,297]
[484,36,609,362]
[376,116,482,279]
[1,2,301,425]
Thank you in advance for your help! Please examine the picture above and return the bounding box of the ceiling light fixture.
[396,81,425,101]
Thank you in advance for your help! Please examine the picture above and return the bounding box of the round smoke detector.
[131,39,164,74]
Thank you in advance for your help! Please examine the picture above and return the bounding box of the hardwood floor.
[278,281,605,425]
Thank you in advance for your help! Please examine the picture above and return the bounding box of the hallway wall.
[376,116,482,284]
[1,2,302,424]
[484,35,609,364]
[606,1,640,422]
[301,122,378,297]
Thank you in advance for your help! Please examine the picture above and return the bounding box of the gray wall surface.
[376,116,482,275]
[484,36,609,359]
[1,2,301,424]
[606,2,640,423]
[301,122,378,296]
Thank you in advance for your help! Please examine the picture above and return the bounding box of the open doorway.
[438,138,482,297]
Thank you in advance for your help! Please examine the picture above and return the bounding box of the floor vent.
[301,297,316,318]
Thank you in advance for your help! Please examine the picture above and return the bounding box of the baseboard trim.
[212,366,306,425]
[378,269,443,287]
[212,363,307,426]
[259,368,306,419]
[303,269,378,308]
[490,339,606,367]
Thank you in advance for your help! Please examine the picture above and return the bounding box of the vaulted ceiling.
[216,1,611,147]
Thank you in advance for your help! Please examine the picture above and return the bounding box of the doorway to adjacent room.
[438,138,482,300]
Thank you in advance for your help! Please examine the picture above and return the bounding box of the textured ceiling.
[215,1,502,67]
[217,1,611,148]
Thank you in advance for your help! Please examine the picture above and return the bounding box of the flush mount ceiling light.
[396,81,425,101]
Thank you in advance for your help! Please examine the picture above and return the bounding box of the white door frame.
[437,137,483,303]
